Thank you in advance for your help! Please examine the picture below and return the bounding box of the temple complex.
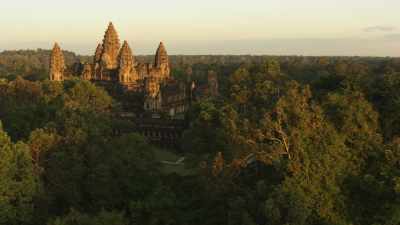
[48,22,219,147]
[84,22,171,89]
[49,22,193,116]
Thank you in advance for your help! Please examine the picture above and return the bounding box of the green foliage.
[0,49,84,81]
[0,122,40,225]
[86,133,160,209]
[323,89,382,171]
[181,100,231,158]
[0,77,47,140]
[264,59,281,79]
[1,54,400,225]
[369,72,400,139]
[49,209,127,225]
[63,80,113,113]
[256,82,349,224]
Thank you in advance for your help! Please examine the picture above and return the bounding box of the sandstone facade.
[154,42,170,81]
[49,22,212,117]
[118,41,138,84]
[81,22,173,112]
[49,43,65,81]
[83,22,171,90]
[101,22,120,70]
[82,63,92,81]
[144,77,162,112]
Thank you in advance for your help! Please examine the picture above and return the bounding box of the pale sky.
[0,0,399,56]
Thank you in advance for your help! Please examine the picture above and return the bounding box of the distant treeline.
[0,49,89,80]
[2,49,400,82]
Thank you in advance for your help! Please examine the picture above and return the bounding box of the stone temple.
[49,22,218,119]
[48,22,220,147]
[83,22,171,90]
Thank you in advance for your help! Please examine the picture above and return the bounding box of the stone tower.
[93,43,103,80]
[49,43,65,81]
[118,41,138,83]
[82,63,93,80]
[154,42,170,80]
[101,22,121,70]
[94,43,103,63]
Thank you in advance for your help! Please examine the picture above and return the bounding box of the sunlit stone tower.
[100,22,121,70]
[154,42,170,81]
[49,42,65,81]
[118,41,138,84]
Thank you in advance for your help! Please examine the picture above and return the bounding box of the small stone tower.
[154,42,170,80]
[118,41,138,84]
[94,43,103,63]
[101,22,121,70]
[49,42,65,81]
[92,43,103,80]
[81,63,93,81]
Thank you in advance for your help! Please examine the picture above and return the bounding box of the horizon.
[1,38,399,58]
[1,0,400,56]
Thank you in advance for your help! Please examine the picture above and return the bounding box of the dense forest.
[1,49,400,225]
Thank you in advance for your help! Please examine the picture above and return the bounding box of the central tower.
[101,22,121,70]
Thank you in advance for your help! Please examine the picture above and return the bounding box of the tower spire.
[94,43,103,63]
[119,41,135,64]
[154,41,170,80]
[118,40,138,83]
[101,22,121,69]
[49,42,65,81]
[154,41,168,68]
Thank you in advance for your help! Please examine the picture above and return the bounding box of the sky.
[0,0,399,56]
